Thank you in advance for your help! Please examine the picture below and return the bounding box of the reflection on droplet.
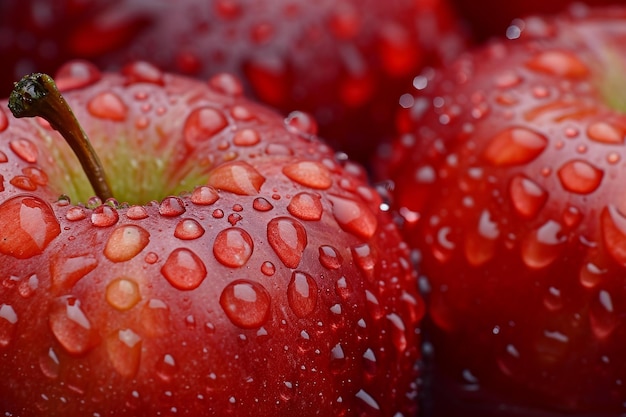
[483,127,547,166]
[9,138,38,163]
[161,248,207,290]
[287,192,323,221]
[174,219,205,240]
[49,296,99,355]
[328,195,378,239]
[87,91,128,121]
[91,205,119,227]
[220,280,271,329]
[207,161,265,195]
[183,107,228,148]
[106,278,141,311]
[319,245,343,270]
[352,244,377,281]
[233,129,261,147]
[267,217,307,268]
[191,186,220,205]
[156,353,178,382]
[39,347,60,379]
[213,228,254,268]
[557,160,603,194]
[509,174,547,219]
[387,313,407,353]
[104,225,150,262]
[521,220,565,269]
[287,271,318,318]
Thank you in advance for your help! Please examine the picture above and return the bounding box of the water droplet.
[0,108,8,132]
[526,50,589,78]
[362,348,377,379]
[125,205,148,220]
[0,304,17,348]
[557,160,603,194]
[483,127,547,166]
[0,195,61,259]
[106,278,141,311]
[387,313,407,353]
[521,220,566,269]
[287,192,323,221]
[122,61,164,85]
[160,248,207,290]
[50,253,98,292]
[183,107,228,148]
[284,111,318,137]
[106,328,142,377]
[9,138,38,163]
[159,196,186,217]
[335,276,352,300]
[145,252,159,264]
[49,296,99,355]
[9,175,36,191]
[590,289,618,339]
[261,261,276,276]
[140,299,170,337]
[39,347,60,379]
[282,161,332,190]
[18,274,39,298]
[54,60,102,91]
[63,206,85,221]
[330,343,347,372]
[287,271,318,318]
[207,161,265,195]
[208,73,243,96]
[509,174,548,218]
[103,225,150,263]
[228,213,243,226]
[328,195,378,239]
[253,197,273,212]
[87,91,128,121]
[601,206,626,266]
[191,186,219,205]
[233,129,261,147]
[587,121,624,144]
[579,262,607,288]
[365,290,384,320]
[0,151,7,162]
[319,245,343,270]
[174,218,205,240]
[355,389,381,412]
[213,227,254,268]
[464,210,499,266]
[220,280,271,329]
[495,71,522,88]
[156,353,178,382]
[267,217,308,268]
[352,244,377,281]
[91,205,119,227]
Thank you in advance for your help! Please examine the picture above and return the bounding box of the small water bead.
[183,107,228,148]
[10,138,38,163]
[54,60,102,91]
[233,129,261,147]
[0,304,17,348]
[483,127,548,166]
[335,276,352,300]
[508,174,547,219]
[261,261,276,276]
[159,197,186,217]
[174,218,205,240]
[521,220,566,269]
[140,299,170,338]
[39,348,61,379]
[106,329,142,377]
[253,197,273,212]
[284,111,318,137]
[267,217,308,268]
[230,105,256,121]
[122,61,165,85]
[213,227,254,268]
[220,280,271,329]
[607,152,621,164]
[287,271,318,318]
[330,343,347,372]
[106,278,141,311]
[495,71,523,89]
[213,209,225,219]
[126,205,149,220]
[145,252,159,264]
[590,289,618,339]
[526,50,589,78]
[287,192,323,221]
[328,195,378,240]
[156,354,178,382]
[282,161,332,190]
[365,290,384,321]
[228,213,243,226]
[22,167,48,186]
[49,296,99,355]
[104,225,150,263]
[191,186,219,205]
[161,248,207,290]
[0,195,61,259]
[50,253,98,291]
[91,205,120,227]
[319,245,343,270]
[87,91,128,121]
[209,73,244,96]
[207,161,265,195]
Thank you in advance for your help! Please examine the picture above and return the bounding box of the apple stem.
[8,73,114,201]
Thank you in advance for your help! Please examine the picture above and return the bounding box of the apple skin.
[0,61,423,416]
[0,0,467,164]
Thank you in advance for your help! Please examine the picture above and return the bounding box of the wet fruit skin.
[378,5,626,415]
[0,61,423,416]
[0,0,467,164]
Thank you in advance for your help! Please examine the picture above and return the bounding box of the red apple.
[378,5,626,416]
[0,0,467,164]
[0,60,423,416]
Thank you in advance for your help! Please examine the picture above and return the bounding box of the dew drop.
[330,343,347,372]
[335,276,352,300]
[9,175,36,191]
[521,220,565,269]
[220,280,271,329]
[261,261,276,276]
[557,160,603,194]
[483,127,547,166]
[328,195,378,239]
[156,354,178,382]
[126,205,149,220]
[174,218,205,240]
[183,107,228,148]
[509,174,548,218]
[91,205,120,227]
[355,389,381,412]
[9,138,38,163]
[387,313,408,353]
[191,186,219,205]
[365,290,384,320]
[352,244,377,281]
[213,227,254,268]
[526,50,589,78]
[207,161,265,195]
[54,60,102,91]
[319,245,343,270]
[253,197,273,212]
[587,121,625,144]
[601,206,626,266]
[0,108,8,132]
[140,299,170,337]
[65,207,86,221]
[267,217,308,268]
[233,129,261,147]
[284,111,318,137]
[106,329,142,377]
[464,210,499,267]
[287,271,318,318]
[590,290,618,339]
[159,196,186,217]
[106,278,141,311]
[161,248,207,290]
[104,225,150,262]
[145,252,159,264]
[0,195,61,259]
[87,91,128,121]
[0,304,17,348]
[208,73,243,96]
[287,192,323,221]
[39,348,60,379]
[49,296,99,355]
[282,161,332,190]
[122,61,164,85]
[50,254,98,291]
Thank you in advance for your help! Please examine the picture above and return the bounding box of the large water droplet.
[483,127,548,166]
[0,195,61,259]
[161,248,207,290]
[509,174,548,218]
[104,225,150,262]
[106,328,142,377]
[122,61,164,85]
[213,227,254,268]
[91,205,120,227]
[328,195,378,239]
[287,271,318,318]
[282,161,332,190]
[10,138,38,163]
[601,206,626,266]
[220,280,271,329]
[587,121,625,144]
[49,296,99,355]
[319,245,343,270]
[126,205,149,220]
[287,192,323,221]
[106,278,141,311]
[526,50,589,78]
[557,160,603,194]
[140,299,170,337]
[521,220,566,269]
[0,304,17,348]
[207,161,265,195]
[54,60,102,91]
[183,107,228,148]
[267,217,308,268]
[87,91,128,121]
[191,186,219,205]
[174,218,205,240]
[159,197,186,217]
